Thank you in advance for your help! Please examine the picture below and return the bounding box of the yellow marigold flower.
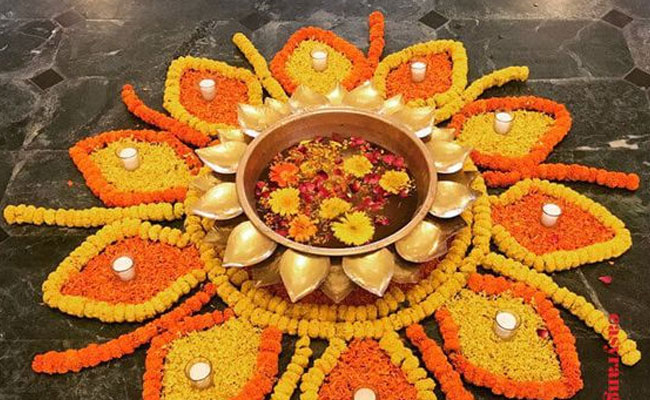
[319,198,352,220]
[332,211,375,246]
[269,188,300,216]
[288,214,318,242]
[379,170,410,194]
[343,155,373,178]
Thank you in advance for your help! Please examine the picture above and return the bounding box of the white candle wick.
[493,111,514,134]
[411,61,427,83]
[541,203,562,227]
[311,50,328,72]
[112,256,135,281]
[199,79,216,101]
[354,387,377,400]
[118,147,139,171]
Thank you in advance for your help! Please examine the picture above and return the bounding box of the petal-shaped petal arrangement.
[435,273,583,400]
[270,27,375,95]
[448,96,572,171]
[342,248,395,296]
[69,130,201,207]
[395,218,467,263]
[163,56,263,136]
[300,335,435,400]
[491,179,631,272]
[279,250,330,302]
[143,313,282,400]
[41,219,209,323]
[372,40,469,107]
[223,221,277,267]
[429,181,478,218]
[191,182,243,220]
[196,141,248,174]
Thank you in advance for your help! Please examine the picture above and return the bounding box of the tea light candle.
[354,387,377,400]
[541,203,562,227]
[311,49,328,72]
[112,256,135,281]
[493,111,514,134]
[199,79,216,101]
[186,358,212,390]
[118,147,139,171]
[494,310,519,340]
[410,61,427,82]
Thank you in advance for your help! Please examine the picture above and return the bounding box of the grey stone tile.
[53,9,85,28]
[29,68,64,91]
[624,19,650,72]
[0,81,38,151]
[625,67,650,88]
[0,20,62,74]
[601,8,634,28]
[429,0,612,20]
[612,0,650,18]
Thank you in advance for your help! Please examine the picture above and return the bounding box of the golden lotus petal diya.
[249,250,283,287]
[320,263,355,304]
[429,181,477,219]
[196,141,248,174]
[425,140,471,174]
[218,129,247,143]
[430,127,456,142]
[202,225,234,251]
[279,250,331,302]
[392,257,422,284]
[223,221,277,267]
[288,85,329,110]
[440,170,480,186]
[379,94,404,116]
[342,248,395,296]
[191,182,243,220]
[343,81,383,110]
[391,105,435,139]
[238,103,268,137]
[395,219,448,263]
[189,174,221,194]
[325,83,347,105]
[264,97,292,117]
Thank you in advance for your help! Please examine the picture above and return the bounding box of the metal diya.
[191,84,479,303]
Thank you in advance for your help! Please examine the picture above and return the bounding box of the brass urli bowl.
[235,107,437,257]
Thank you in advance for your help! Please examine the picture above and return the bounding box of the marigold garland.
[406,324,475,400]
[69,129,201,207]
[270,337,312,400]
[2,202,184,227]
[483,163,640,191]
[31,284,221,374]
[163,56,263,136]
[490,179,631,272]
[232,32,289,101]
[143,315,281,400]
[449,96,572,171]
[42,219,217,323]
[480,252,641,366]
[435,273,583,400]
[121,84,211,147]
[366,11,385,68]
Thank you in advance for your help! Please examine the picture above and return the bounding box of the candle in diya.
[185,357,213,389]
[199,78,216,101]
[311,49,328,72]
[541,203,562,227]
[112,255,136,281]
[410,61,427,82]
[354,387,378,400]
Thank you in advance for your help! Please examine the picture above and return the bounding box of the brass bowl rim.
[235,106,437,257]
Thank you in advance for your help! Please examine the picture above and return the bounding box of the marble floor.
[0,0,649,399]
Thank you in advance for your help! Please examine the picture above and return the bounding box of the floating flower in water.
[343,155,373,178]
[269,188,300,216]
[319,198,352,220]
[379,170,411,194]
[289,214,318,242]
[332,211,375,246]
[270,162,300,187]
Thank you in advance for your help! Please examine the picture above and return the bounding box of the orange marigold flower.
[288,214,318,242]
[270,162,300,187]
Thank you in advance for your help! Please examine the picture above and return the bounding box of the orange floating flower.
[288,214,317,242]
[269,162,300,187]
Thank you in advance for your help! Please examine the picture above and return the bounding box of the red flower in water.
[393,156,406,169]
[270,162,299,187]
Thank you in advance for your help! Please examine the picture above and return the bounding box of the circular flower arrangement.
[1,10,643,400]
